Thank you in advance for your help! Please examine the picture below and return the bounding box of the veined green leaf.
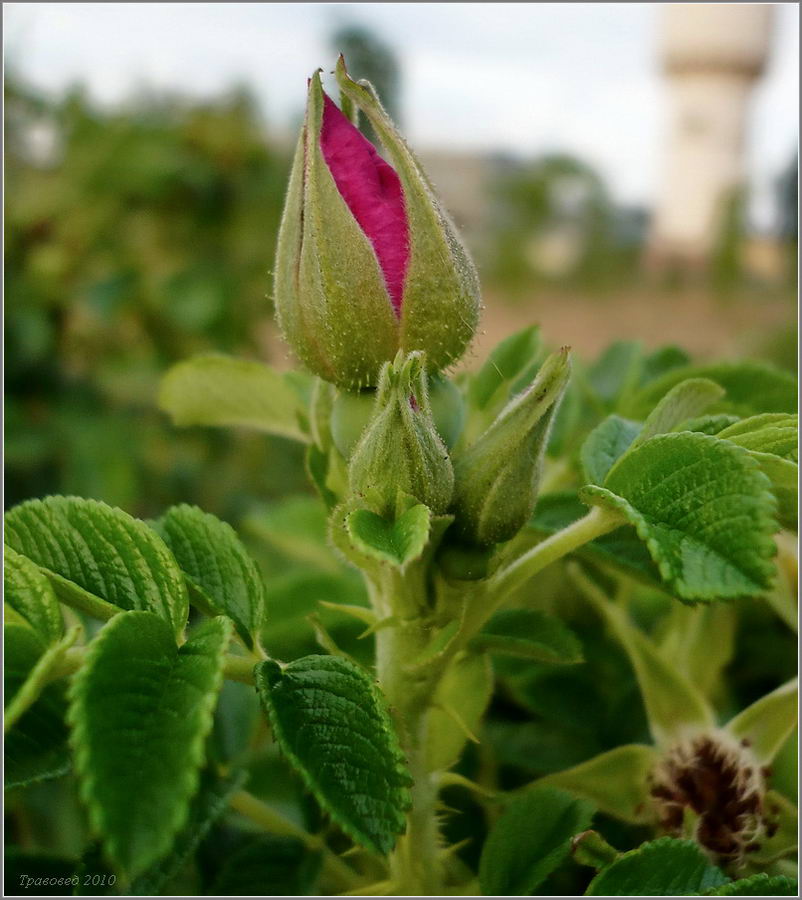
[632,378,724,447]
[581,415,641,485]
[538,744,659,824]
[130,769,247,895]
[471,609,583,664]
[718,413,798,461]
[478,785,594,896]
[676,413,741,435]
[5,497,188,637]
[627,361,796,419]
[570,565,713,747]
[581,432,778,601]
[157,504,266,647]
[585,837,728,896]
[708,874,798,896]
[158,354,311,443]
[725,678,798,765]
[4,623,70,789]
[69,612,231,877]
[426,651,493,771]
[346,504,431,569]
[255,655,412,855]
[4,546,63,644]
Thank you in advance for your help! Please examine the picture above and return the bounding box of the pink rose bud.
[274,60,481,390]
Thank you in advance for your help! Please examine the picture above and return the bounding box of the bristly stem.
[488,506,622,603]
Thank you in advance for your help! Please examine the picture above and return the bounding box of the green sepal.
[538,744,659,824]
[452,348,571,545]
[335,57,481,376]
[348,351,454,516]
[346,503,431,570]
[570,564,714,747]
[725,677,798,765]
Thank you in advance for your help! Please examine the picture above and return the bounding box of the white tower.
[648,4,773,269]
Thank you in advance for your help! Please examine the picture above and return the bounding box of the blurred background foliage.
[5,75,308,519]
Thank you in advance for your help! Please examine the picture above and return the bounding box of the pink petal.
[320,92,409,315]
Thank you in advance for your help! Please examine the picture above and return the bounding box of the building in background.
[647,3,774,272]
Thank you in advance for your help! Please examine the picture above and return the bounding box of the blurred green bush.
[5,76,307,518]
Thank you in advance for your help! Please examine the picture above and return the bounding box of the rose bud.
[330,374,465,459]
[348,351,454,517]
[451,349,572,546]
[274,61,481,390]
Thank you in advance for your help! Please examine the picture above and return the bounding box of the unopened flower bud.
[348,351,454,516]
[274,60,481,389]
[452,349,571,545]
[331,374,464,459]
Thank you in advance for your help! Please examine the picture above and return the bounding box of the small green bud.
[348,351,454,516]
[331,375,465,459]
[451,348,571,546]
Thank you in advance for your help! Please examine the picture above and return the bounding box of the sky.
[4,3,799,227]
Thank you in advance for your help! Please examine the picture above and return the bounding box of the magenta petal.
[320,92,409,314]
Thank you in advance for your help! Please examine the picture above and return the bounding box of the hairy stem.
[374,609,445,895]
[488,506,622,605]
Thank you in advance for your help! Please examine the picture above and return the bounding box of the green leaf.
[725,678,798,765]
[718,414,798,461]
[468,324,541,410]
[708,874,798,896]
[4,623,70,789]
[640,345,691,384]
[129,769,247,895]
[633,378,725,447]
[426,651,493,771]
[570,565,713,747]
[747,452,797,529]
[627,361,797,419]
[471,609,583,664]
[68,612,231,877]
[346,504,431,568]
[539,744,659,824]
[209,834,322,896]
[479,785,594,896]
[581,416,641,485]
[244,495,337,573]
[5,497,188,637]
[581,432,778,601]
[677,414,741,435]
[255,655,412,854]
[585,837,728,896]
[4,546,63,644]
[157,505,266,648]
[158,354,311,443]
[586,340,643,407]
